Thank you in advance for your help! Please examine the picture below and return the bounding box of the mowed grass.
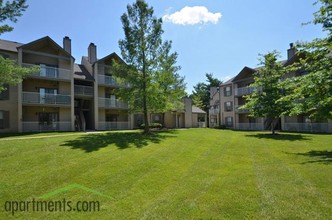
[0,129,331,219]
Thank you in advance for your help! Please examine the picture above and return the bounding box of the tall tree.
[191,73,222,111]
[0,0,37,92]
[114,0,186,133]
[283,0,332,120]
[242,51,289,134]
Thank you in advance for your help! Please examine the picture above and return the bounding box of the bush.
[140,123,163,129]
[214,124,227,129]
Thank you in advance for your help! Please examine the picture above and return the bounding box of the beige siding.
[0,85,19,132]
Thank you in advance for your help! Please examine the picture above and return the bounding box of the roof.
[74,64,94,81]
[0,39,23,52]
[95,52,124,65]
[192,106,206,114]
[220,77,235,86]
[18,36,74,59]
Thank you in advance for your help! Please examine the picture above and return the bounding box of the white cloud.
[163,6,222,25]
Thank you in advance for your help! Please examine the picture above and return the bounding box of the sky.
[1,0,326,94]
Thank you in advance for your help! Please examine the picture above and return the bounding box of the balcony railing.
[98,122,129,130]
[22,63,71,81]
[209,108,220,115]
[236,123,264,131]
[74,85,93,96]
[235,86,262,96]
[98,74,128,87]
[98,98,128,109]
[22,122,71,132]
[235,105,250,113]
[22,92,71,106]
[283,123,329,133]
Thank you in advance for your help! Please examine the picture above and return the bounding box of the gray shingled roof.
[0,39,23,52]
[74,64,94,81]
[192,106,206,114]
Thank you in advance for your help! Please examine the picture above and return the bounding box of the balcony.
[98,74,128,87]
[235,86,262,97]
[22,122,71,132]
[74,85,93,97]
[283,123,329,133]
[98,97,128,109]
[22,92,71,106]
[209,108,220,115]
[235,105,250,113]
[98,122,129,130]
[22,63,71,81]
[236,123,264,131]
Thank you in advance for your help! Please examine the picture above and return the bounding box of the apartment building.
[0,36,205,133]
[209,44,332,133]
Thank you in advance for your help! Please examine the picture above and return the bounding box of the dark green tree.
[0,0,38,92]
[114,0,186,133]
[242,51,288,134]
[283,0,332,120]
[191,73,222,126]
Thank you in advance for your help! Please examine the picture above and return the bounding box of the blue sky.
[1,0,326,93]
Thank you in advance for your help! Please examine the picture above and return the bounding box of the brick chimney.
[63,36,71,54]
[88,43,97,64]
[287,43,297,60]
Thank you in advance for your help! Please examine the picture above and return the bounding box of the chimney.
[88,43,97,64]
[287,43,297,60]
[63,36,71,54]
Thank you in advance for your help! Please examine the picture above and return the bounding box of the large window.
[225,116,233,127]
[0,110,9,129]
[224,101,233,112]
[0,84,9,100]
[39,64,58,78]
[39,88,58,104]
[224,86,232,97]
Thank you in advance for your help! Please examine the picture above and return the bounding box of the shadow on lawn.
[245,133,311,141]
[289,150,332,164]
[61,130,177,153]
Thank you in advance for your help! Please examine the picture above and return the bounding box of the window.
[0,110,9,129]
[39,64,58,78]
[224,101,233,112]
[39,88,58,104]
[151,114,162,123]
[224,86,232,97]
[0,85,9,100]
[225,117,233,127]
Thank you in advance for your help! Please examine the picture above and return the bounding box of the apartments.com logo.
[4,183,112,216]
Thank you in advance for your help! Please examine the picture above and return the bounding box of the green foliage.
[0,56,39,92]
[242,51,288,134]
[281,0,332,120]
[139,123,162,129]
[113,0,186,133]
[191,73,222,112]
[0,0,28,34]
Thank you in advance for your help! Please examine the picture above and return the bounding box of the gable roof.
[74,64,94,81]
[0,39,23,52]
[18,36,74,59]
[95,52,124,65]
[192,106,206,114]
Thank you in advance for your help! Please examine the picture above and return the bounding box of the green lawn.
[0,129,331,219]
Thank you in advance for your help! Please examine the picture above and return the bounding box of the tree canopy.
[113,0,186,133]
[242,51,289,134]
[0,0,38,92]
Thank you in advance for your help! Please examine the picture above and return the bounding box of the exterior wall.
[0,85,19,132]
[219,84,235,127]
[184,97,192,128]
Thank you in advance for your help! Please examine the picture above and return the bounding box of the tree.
[242,51,289,134]
[191,73,222,112]
[0,0,37,92]
[114,0,186,133]
[283,0,332,120]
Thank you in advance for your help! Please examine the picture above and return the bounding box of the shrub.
[140,123,163,129]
